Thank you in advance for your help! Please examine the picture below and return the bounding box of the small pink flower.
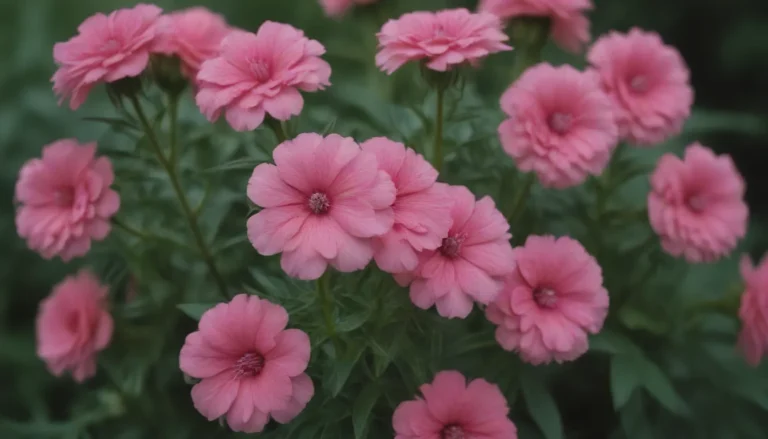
[376,8,512,74]
[397,185,515,319]
[738,254,768,366]
[247,133,396,280]
[587,28,694,146]
[487,235,608,364]
[15,139,120,261]
[196,22,331,132]
[648,143,748,263]
[52,4,162,110]
[320,0,378,17]
[179,294,313,433]
[393,370,517,439]
[361,137,452,273]
[498,63,618,188]
[36,269,113,382]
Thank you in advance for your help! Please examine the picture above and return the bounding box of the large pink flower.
[320,0,378,17]
[486,235,608,364]
[15,139,120,261]
[648,143,748,263]
[36,269,113,382]
[52,4,162,110]
[361,137,452,273]
[738,254,768,366]
[195,22,331,132]
[587,28,694,146]
[179,294,313,433]
[396,185,515,319]
[498,63,618,188]
[393,370,517,439]
[376,8,512,74]
[247,133,396,280]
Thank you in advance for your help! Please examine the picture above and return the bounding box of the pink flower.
[587,28,694,146]
[36,269,113,382]
[376,8,512,74]
[648,143,748,263]
[393,370,517,439]
[247,133,396,280]
[498,63,618,188]
[320,0,378,17]
[487,235,608,365]
[15,139,120,261]
[195,22,331,132]
[396,185,515,319]
[479,0,592,53]
[179,294,313,433]
[52,4,162,110]
[738,254,768,366]
[361,137,452,273]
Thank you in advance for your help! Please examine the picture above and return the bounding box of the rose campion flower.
[396,185,515,319]
[393,370,517,439]
[376,8,512,74]
[498,63,618,188]
[486,235,609,364]
[52,4,162,109]
[36,269,113,382]
[738,254,768,366]
[648,143,748,263]
[361,137,452,273]
[320,0,378,17]
[196,22,331,132]
[15,139,120,261]
[179,294,313,433]
[587,28,694,146]
[247,133,395,280]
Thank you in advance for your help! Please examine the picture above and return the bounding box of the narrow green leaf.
[176,303,218,321]
[521,369,563,439]
[201,157,264,174]
[611,355,642,409]
[352,383,381,439]
[640,358,690,415]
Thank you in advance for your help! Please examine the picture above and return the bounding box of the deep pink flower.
[36,269,113,382]
[587,28,694,146]
[738,254,768,366]
[361,137,452,273]
[487,235,608,364]
[320,0,378,17]
[393,370,517,439]
[52,4,162,110]
[15,139,120,261]
[179,294,313,433]
[498,63,618,188]
[396,185,515,319]
[376,8,512,74]
[195,22,331,132]
[247,133,396,280]
[648,143,748,263]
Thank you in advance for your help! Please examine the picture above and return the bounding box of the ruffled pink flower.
[396,185,515,319]
[393,370,517,439]
[361,138,452,273]
[376,8,512,74]
[247,133,396,280]
[15,139,120,261]
[498,63,618,188]
[52,4,162,110]
[320,0,378,17]
[36,269,113,382]
[738,254,768,366]
[479,0,592,52]
[179,294,313,433]
[487,235,608,364]
[587,28,694,146]
[648,143,748,263]
[195,22,331,132]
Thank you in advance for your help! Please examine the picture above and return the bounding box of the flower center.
[308,192,331,214]
[439,234,466,258]
[235,352,265,378]
[54,187,74,207]
[65,312,79,333]
[249,59,271,82]
[629,75,648,93]
[102,38,120,52]
[441,425,465,439]
[686,194,707,212]
[548,112,572,135]
[534,288,558,308]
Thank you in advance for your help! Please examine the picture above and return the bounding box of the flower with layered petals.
[738,254,768,366]
[320,0,378,17]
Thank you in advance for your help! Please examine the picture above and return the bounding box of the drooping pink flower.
[498,63,618,188]
[247,133,395,280]
[360,137,452,273]
[648,143,748,263]
[195,22,331,132]
[486,235,608,364]
[36,269,113,382]
[587,28,694,146]
[738,254,768,366]
[179,294,313,433]
[319,0,378,17]
[396,185,515,319]
[15,139,120,261]
[52,4,162,110]
[376,8,512,74]
[393,370,517,439]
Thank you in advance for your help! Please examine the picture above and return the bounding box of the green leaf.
[611,355,642,409]
[336,311,369,333]
[640,358,690,415]
[176,303,218,321]
[619,307,670,335]
[590,330,643,356]
[323,343,366,397]
[521,368,563,439]
[352,383,380,439]
[201,157,265,174]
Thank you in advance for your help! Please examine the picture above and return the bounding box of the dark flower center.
[235,352,265,378]
[54,187,75,207]
[686,194,707,212]
[65,312,80,333]
[440,234,466,258]
[441,425,465,439]
[308,192,331,214]
[548,112,572,135]
[250,59,271,82]
[629,75,648,93]
[534,287,558,308]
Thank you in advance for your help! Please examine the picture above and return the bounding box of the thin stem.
[265,116,288,144]
[168,95,180,164]
[112,217,148,240]
[317,271,341,353]
[506,173,536,226]
[433,87,445,173]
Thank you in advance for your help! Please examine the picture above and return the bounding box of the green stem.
[113,217,148,240]
[508,17,549,82]
[265,116,288,144]
[168,95,180,164]
[506,173,536,226]
[433,87,445,173]
[317,271,340,352]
